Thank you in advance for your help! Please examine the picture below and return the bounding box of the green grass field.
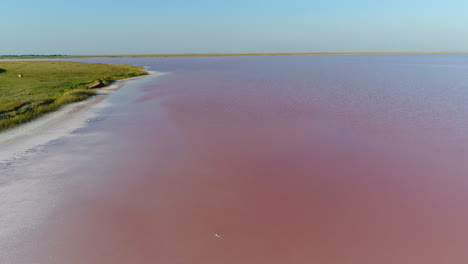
[0,61,147,131]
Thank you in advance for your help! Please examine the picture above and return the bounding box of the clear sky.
[1,0,468,55]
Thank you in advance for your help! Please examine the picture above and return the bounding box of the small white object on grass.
[214,233,221,238]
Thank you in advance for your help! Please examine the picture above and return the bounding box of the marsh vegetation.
[0,61,147,131]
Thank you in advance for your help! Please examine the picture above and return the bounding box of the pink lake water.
[3,54,468,263]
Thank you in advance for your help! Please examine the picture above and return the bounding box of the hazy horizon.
[4,51,468,56]
[2,0,468,55]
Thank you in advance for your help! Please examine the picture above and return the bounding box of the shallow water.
[3,54,468,263]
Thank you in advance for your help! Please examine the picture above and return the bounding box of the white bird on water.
[214,233,222,238]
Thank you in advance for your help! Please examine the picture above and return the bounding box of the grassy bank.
[0,61,147,131]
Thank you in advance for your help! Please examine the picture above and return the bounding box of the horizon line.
[2,51,468,58]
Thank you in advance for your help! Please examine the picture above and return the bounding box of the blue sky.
[1,0,468,54]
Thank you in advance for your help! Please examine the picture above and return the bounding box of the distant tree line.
[0,54,66,57]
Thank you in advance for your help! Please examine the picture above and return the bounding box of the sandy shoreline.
[0,70,157,160]
[0,70,158,262]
